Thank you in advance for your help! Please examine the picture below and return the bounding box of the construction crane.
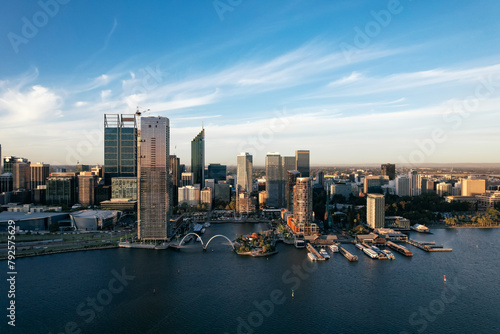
[135,106,150,117]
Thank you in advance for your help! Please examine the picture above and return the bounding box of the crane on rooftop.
[135,106,150,117]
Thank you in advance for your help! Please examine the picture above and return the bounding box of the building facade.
[111,177,137,200]
[293,177,313,226]
[237,153,253,193]
[367,193,385,229]
[266,153,285,208]
[104,114,138,185]
[138,117,171,240]
[295,150,310,177]
[381,163,396,180]
[191,129,205,188]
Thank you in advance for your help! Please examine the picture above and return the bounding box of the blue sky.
[1,0,499,167]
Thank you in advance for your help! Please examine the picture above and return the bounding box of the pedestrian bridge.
[178,233,235,250]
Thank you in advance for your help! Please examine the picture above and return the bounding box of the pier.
[406,239,452,252]
[387,241,413,257]
[306,243,325,260]
[339,246,358,262]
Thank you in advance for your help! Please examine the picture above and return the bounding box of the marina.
[306,243,325,261]
[387,241,413,257]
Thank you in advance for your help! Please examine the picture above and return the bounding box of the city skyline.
[1,1,500,166]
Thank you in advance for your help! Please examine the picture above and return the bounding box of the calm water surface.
[2,225,500,334]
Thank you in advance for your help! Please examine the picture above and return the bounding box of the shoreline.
[0,244,118,261]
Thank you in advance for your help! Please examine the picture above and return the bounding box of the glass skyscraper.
[191,129,205,188]
[295,150,310,177]
[266,152,285,208]
[138,116,171,241]
[237,153,252,193]
[104,114,138,186]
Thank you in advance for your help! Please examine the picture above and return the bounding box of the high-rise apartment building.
[396,176,411,197]
[409,170,419,196]
[237,153,253,193]
[364,175,389,193]
[381,163,396,180]
[78,172,98,206]
[436,182,452,197]
[462,179,486,197]
[367,193,385,229]
[286,170,300,211]
[191,129,205,188]
[104,114,138,185]
[295,150,310,177]
[266,153,285,208]
[46,176,75,206]
[181,172,194,186]
[138,117,171,241]
[293,177,313,226]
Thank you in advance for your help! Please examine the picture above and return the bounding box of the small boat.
[320,248,330,259]
[444,275,446,283]
[329,245,339,253]
[382,250,395,260]
[355,243,364,250]
[307,252,317,261]
[291,290,294,298]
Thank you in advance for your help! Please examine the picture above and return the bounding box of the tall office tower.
[282,156,295,173]
[76,164,91,173]
[138,117,171,241]
[3,157,29,174]
[295,150,310,177]
[78,172,98,206]
[462,179,486,197]
[237,153,253,193]
[30,163,50,190]
[104,114,138,186]
[316,171,325,187]
[191,128,205,188]
[381,163,396,180]
[0,173,13,193]
[364,175,389,193]
[266,153,285,208]
[409,169,419,196]
[396,176,411,196]
[286,170,300,211]
[13,162,30,190]
[0,144,2,173]
[46,176,76,206]
[293,177,313,225]
[170,155,180,206]
[208,163,227,182]
[367,193,385,229]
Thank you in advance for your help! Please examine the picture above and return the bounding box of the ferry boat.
[329,245,339,253]
[382,250,395,260]
[355,243,364,250]
[363,248,379,259]
[307,252,317,261]
[320,248,330,259]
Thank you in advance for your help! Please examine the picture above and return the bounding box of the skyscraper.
[237,153,253,193]
[266,152,285,208]
[367,193,385,229]
[78,172,98,206]
[30,163,50,190]
[295,150,310,177]
[138,117,171,241]
[293,177,313,226]
[409,169,419,196]
[282,156,295,173]
[286,170,300,211]
[381,163,396,180]
[396,176,411,197]
[170,155,180,206]
[104,114,138,185]
[13,162,30,190]
[191,129,205,188]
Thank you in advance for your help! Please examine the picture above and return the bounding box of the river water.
[1,224,499,334]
